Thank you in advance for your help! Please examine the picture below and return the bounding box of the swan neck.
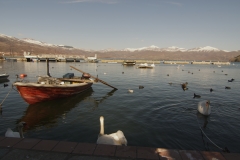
[206,103,210,113]
[18,126,24,138]
[100,118,104,135]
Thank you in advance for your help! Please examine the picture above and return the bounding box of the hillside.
[0,34,239,61]
[230,55,240,62]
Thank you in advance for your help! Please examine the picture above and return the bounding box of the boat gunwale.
[13,82,93,88]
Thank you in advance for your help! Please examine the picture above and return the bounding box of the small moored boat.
[0,73,9,80]
[137,63,155,69]
[14,75,93,105]
[14,60,117,105]
[122,60,136,65]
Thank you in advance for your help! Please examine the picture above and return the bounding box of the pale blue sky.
[1,0,240,51]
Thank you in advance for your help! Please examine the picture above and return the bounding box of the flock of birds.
[180,82,212,116]
[180,77,235,116]
[170,65,236,117]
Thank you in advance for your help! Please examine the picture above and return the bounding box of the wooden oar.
[70,66,118,90]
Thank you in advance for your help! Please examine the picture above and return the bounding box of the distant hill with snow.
[0,33,239,61]
[122,45,229,52]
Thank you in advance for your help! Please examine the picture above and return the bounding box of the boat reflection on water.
[0,79,9,84]
[18,88,94,130]
[18,88,117,130]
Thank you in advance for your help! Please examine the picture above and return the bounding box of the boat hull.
[122,60,136,65]
[14,82,93,104]
[137,66,153,69]
[0,74,9,80]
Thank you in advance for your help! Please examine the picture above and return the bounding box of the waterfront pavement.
[0,136,240,160]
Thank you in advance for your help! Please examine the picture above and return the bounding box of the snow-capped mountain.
[123,45,161,52]
[160,46,187,52]
[0,33,19,41]
[98,48,118,52]
[123,45,188,52]
[187,46,222,52]
[122,45,227,52]
[0,33,230,52]
[22,38,56,47]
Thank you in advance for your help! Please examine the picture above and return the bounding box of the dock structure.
[0,136,239,160]
[3,54,87,62]
[2,56,232,65]
[191,61,231,65]
[163,61,190,64]
[100,60,160,64]
[162,61,231,65]
[38,54,85,62]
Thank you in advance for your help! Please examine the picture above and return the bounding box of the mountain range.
[0,33,239,61]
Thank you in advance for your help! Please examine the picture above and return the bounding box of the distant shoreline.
[0,57,233,65]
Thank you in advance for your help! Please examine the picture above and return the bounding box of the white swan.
[5,122,26,138]
[197,100,211,116]
[97,116,127,146]
[128,89,134,93]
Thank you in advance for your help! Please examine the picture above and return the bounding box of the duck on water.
[193,93,201,98]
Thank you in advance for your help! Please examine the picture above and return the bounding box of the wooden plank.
[70,66,118,90]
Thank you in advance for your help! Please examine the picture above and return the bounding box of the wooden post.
[47,58,51,77]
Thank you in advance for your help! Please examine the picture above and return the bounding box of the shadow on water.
[196,112,209,129]
[91,89,117,111]
[18,88,94,130]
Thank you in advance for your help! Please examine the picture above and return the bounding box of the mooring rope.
[195,114,230,153]
[0,87,13,106]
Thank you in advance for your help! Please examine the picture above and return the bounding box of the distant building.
[87,54,97,60]
[87,54,98,63]
[23,51,38,62]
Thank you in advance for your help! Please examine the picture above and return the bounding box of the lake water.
[0,61,240,153]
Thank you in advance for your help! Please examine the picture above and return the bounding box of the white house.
[87,54,97,60]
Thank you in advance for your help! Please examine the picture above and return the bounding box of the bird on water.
[97,116,127,146]
[5,122,27,138]
[197,100,211,116]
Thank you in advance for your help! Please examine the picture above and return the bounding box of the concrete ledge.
[0,137,239,160]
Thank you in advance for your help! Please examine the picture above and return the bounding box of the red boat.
[14,60,117,104]
[14,76,93,105]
